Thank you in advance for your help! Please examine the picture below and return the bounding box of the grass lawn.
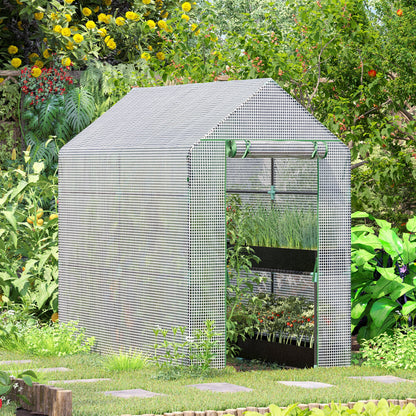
[2,351,416,416]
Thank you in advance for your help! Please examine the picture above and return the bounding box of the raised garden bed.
[237,336,315,368]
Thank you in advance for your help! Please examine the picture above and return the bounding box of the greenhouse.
[59,78,351,368]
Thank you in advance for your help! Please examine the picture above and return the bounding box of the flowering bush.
[0,0,209,70]
[20,65,74,106]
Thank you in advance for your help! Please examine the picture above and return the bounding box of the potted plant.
[234,295,315,367]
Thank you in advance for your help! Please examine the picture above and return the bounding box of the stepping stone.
[187,382,253,393]
[0,360,32,365]
[49,378,111,384]
[278,381,334,389]
[349,376,415,384]
[36,367,71,373]
[104,388,165,398]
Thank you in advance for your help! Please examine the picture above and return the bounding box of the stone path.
[187,383,253,393]
[105,388,165,398]
[49,378,111,384]
[278,381,334,389]
[0,359,32,365]
[349,376,415,384]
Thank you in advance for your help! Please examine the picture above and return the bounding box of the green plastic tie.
[311,141,328,159]
[268,185,276,201]
[225,140,237,158]
[242,140,251,159]
[312,256,318,283]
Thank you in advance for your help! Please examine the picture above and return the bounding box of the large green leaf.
[351,233,381,252]
[407,217,416,233]
[402,233,416,264]
[378,228,403,258]
[402,301,416,316]
[351,294,371,320]
[2,209,17,231]
[372,267,415,300]
[352,211,374,219]
[369,298,398,328]
[351,249,375,267]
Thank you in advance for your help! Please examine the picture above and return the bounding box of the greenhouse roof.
[61,78,338,153]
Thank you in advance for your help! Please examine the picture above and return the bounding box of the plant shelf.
[237,336,315,368]
[250,246,317,273]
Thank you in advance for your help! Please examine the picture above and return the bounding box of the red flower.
[368,69,377,77]
[397,9,403,16]
[0,398,2,408]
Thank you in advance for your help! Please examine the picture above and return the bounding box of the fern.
[64,87,95,134]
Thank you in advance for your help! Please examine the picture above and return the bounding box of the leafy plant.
[0,319,95,357]
[227,196,317,250]
[0,369,37,407]
[103,348,149,372]
[234,295,315,348]
[152,320,220,380]
[351,211,416,341]
[226,195,265,356]
[0,152,58,319]
[361,326,416,370]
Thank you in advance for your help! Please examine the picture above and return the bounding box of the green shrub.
[0,153,58,319]
[361,326,416,370]
[0,318,95,357]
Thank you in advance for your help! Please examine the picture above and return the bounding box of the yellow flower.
[17,21,23,30]
[34,12,44,20]
[115,17,125,26]
[64,0,74,3]
[97,28,107,37]
[43,37,47,42]
[11,58,21,68]
[73,33,84,43]
[125,11,139,21]
[82,7,92,16]
[86,20,96,29]
[53,24,62,33]
[49,214,58,221]
[104,0,112,5]
[31,67,42,77]
[61,57,71,67]
[8,45,18,54]
[65,14,72,22]
[148,45,153,51]
[70,26,78,32]
[29,53,39,61]
[51,12,58,20]
[191,23,198,32]
[156,51,165,60]
[147,19,156,29]
[181,2,191,12]
[16,0,23,4]
[157,20,167,30]
[98,13,107,22]
[93,6,100,12]
[34,60,44,68]
[66,41,74,50]
[107,39,116,49]
[61,27,71,36]
[181,14,189,21]
[141,52,150,61]
[142,0,151,4]
[0,78,5,84]
[161,11,168,18]
[43,49,51,58]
